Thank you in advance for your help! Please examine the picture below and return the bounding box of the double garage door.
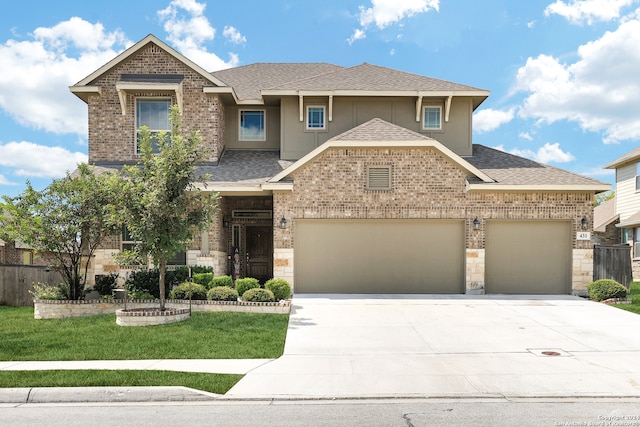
[294,219,572,294]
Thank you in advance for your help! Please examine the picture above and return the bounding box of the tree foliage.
[0,164,120,299]
[111,106,218,310]
[594,190,615,206]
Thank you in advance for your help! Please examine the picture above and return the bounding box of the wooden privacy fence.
[593,244,632,288]
[0,265,63,306]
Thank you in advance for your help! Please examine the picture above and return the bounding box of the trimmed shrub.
[210,275,233,288]
[242,288,275,302]
[207,286,239,301]
[29,282,66,300]
[128,290,155,300]
[93,273,119,296]
[265,278,291,301]
[235,277,260,297]
[169,282,207,300]
[588,279,628,302]
[193,272,214,287]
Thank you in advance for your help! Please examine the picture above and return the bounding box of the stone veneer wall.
[86,41,225,164]
[272,146,595,293]
[34,299,290,319]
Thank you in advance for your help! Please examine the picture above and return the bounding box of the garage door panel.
[295,219,464,294]
[485,221,571,294]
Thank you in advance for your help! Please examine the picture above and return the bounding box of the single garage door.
[485,220,572,294]
[295,219,465,293]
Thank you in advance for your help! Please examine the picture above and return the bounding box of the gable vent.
[367,166,391,190]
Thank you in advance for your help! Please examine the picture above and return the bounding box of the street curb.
[0,387,221,403]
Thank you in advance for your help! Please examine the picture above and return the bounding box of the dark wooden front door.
[246,226,273,283]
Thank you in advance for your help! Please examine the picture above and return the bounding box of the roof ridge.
[264,64,348,90]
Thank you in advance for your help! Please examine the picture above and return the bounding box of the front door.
[246,225,273,283]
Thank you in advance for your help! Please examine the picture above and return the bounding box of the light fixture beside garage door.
[473,217,481,230]
[581,216,588,230]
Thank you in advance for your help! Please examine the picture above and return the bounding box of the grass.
[0,306,288,393]
[0,370,242,394]
[611,281,640,315]
[0,307,289,360]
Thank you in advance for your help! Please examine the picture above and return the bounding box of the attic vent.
[367,166,391,190]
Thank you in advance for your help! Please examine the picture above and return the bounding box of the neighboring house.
[70,34,609,295]
[0,239,42,266]
[593,197,620,245]
[604,148,640,279]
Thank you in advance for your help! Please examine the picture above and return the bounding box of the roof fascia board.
[467,183,612,192]
[203,86,241,104]
[72,34,227,88]
[68,85,101,102]
[603,156,640,169]
[270,139,494,183]
[262,89,490,98]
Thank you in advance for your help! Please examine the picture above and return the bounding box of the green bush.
[93,273,119,296]
[169,282,207,300]
[128,290,155,300]
[193,273,214,287]
[29,282,67,300]
[242,288,275,302]
[235,277,260,297]
[588,279,628,302]
[207,286,239,301]
[126,267,215,298]
[210,275,233,288]
[264,278,291,300]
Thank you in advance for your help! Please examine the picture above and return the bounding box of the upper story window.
[422,106,442,131]
[306,106,326,130]
[635,162,640,191]
[239,110,266,141]
[136,98,171,153]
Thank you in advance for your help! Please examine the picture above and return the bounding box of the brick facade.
[87,42,225,165]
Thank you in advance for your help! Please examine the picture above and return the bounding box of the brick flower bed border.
[34,298,291,319]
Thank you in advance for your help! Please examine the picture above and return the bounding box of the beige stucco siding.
[279,97,473,160]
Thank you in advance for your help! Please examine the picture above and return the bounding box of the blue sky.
[1,0,639,198]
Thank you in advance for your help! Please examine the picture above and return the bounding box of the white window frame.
[306,105,326,130]
[135,98,171,154]
[422,105,442,131]
[635,162,640,191]
[239,109,266,141]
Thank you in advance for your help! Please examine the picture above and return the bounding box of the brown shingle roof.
[269,63,485,92]
[331,118,433,141]
[465,145,607,186]
[594,197,618,232]
[211,63,344,100]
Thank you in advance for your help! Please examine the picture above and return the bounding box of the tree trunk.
[159,258,166,311]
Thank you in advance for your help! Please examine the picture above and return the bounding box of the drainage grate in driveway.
[528,348,572,357]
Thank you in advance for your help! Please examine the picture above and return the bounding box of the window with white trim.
[635,162,640,191]
[422,106,442,130]
[136,98,171,153]
[306,105,326,130]
[239,110,266,141]
[367,165,392,190]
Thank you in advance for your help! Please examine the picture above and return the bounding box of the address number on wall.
[576,232,591,241]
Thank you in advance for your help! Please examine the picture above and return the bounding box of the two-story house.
[70,34,609,295]
[602,147,640,279]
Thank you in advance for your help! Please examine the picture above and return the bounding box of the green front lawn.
[0,307,288,393]
[611,281,640,315]
[0,307,288,360]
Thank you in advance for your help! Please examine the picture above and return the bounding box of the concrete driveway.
[227,294,640,399]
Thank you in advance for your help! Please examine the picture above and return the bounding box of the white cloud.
[349,0,439,43]
[223,26,246,44]
[0,174,17,186]
[519,132,534,141]
[0,18,130,137]
[494,142,575,164]
[514,18,640,143]
[544,0,638,25]
[581,167,615,177]
[0,141,87,178]
[473,108,515,133]
[158,0,239,70]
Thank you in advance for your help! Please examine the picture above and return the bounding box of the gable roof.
[270,118,494,183]
[465,145,609,190]
[594,197,619,232]
[211,63,344,101]
[603,146,640,169]
[70,34,227,102]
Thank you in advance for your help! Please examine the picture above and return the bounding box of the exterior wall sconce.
[472,217,480,231]
[222,217,230,228]
[279,216,288,229]
[581,216,588,230]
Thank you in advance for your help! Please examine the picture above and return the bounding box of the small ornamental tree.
[111,106,218,311]
[0,164,121,300]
